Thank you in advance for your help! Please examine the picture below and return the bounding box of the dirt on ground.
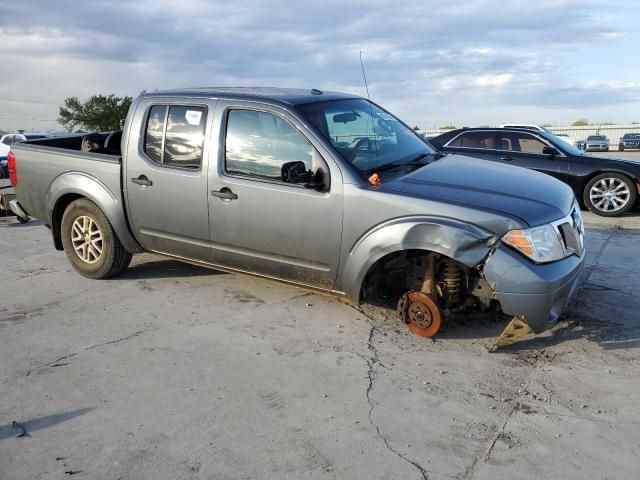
[1,212,639,480]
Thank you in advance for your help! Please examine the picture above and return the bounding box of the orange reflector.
[636,181,640,195]
[503,229,534,256]
[368,173,381,186]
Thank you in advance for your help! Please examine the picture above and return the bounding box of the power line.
[0,117,57,122]
[0,97,60,106]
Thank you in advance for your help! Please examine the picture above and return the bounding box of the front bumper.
[585,144,608,150]
[484,245,585,333]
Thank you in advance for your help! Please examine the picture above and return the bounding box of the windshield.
[540,131,585,155]
[296,98,434,173]
[623,133,640,139]
[587,135,606,141]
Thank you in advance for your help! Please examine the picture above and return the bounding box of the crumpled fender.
[339,216,498,302]
[47,172,143,253]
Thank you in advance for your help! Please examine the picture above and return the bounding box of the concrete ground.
[1,211,639,480]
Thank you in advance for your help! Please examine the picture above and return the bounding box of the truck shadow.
[117,258,227,280]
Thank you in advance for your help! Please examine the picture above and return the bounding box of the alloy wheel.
[589,177,631,213]
[71,215,103,264]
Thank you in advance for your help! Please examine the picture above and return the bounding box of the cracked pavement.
[1,211,640,479]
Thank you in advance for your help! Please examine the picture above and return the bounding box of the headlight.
[502,224,565,263]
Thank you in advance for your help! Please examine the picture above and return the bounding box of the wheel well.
[51,193,84,250]
[360,249,474,308]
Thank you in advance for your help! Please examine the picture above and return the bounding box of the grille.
[554,206,584,258]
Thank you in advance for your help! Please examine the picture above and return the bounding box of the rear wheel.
[61,198,132,278]
[583,172,636,217]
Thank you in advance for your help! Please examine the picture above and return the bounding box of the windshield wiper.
[365,152,432,175]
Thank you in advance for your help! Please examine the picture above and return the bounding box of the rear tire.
[583,172,636,217]
[61,198,132,278]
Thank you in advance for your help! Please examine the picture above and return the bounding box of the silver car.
[585,135,609,152]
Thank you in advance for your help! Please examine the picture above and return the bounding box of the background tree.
[571,118,589,126]
[58,94,133,131]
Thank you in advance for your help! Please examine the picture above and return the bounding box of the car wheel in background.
[583,172,637,217]
[61,198,132,278]
[619,146,624,151]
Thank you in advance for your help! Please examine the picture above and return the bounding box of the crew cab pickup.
[8,88,585,336]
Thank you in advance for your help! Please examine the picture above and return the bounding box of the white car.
[499,123,551,133]
[1,133,48,177]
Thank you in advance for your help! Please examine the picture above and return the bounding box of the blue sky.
[0,0,639,131]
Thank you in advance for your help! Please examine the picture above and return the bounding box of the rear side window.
[143,105,207,170]
[448,131,496,150]
[499,132,547,154]
[144,105,166,164]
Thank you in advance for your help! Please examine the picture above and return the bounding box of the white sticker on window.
[185,110,203,126]
[376,112,397,121]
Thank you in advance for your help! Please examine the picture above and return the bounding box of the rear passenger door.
[442,130,499,162]
[125,97,216,261]
[495,131,569,182]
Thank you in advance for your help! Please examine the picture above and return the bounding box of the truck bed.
[10,136,122,224]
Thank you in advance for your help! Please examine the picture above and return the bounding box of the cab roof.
[143,87,360,106]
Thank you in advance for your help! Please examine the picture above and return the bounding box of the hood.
[379,154,575,227]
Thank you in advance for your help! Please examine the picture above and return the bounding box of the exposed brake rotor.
[397,291,443,337]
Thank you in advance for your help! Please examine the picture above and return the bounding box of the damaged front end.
[363,217,585,349]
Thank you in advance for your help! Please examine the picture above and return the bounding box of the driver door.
[208,102,343,289]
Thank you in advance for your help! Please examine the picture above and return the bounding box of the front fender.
[339,216,498,302]
[47,172,143,253]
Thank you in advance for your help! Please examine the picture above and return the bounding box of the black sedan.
[429,127,640,217]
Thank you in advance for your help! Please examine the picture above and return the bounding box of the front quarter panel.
[340,215,498,301]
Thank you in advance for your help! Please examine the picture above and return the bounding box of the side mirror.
[280,160,330,192]
[543,146,559,156]
[281,161,311,184]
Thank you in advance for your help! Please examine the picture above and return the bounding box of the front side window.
[2,135,14,146]
[448,131,497,150]
[225,109,314,181]
[143,104,206,169]
[499,132,547,154]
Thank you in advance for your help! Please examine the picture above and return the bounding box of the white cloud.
[0,0,638,131]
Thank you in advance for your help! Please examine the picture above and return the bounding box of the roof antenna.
[360,50,379,181]
[359,50,371,101]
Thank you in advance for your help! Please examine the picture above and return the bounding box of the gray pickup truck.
[8,87,585,338]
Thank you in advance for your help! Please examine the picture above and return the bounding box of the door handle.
[499,156,514,161]
[131,175,153,186]
[211,187,238,200]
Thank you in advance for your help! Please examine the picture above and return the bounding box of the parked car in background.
[1,133,49,178]
[585,135,609,152]
[619,133,640,151]
[499,123,551,132]
[430,127,640,216]
[8,87,585,338]
[575,139,587,150]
